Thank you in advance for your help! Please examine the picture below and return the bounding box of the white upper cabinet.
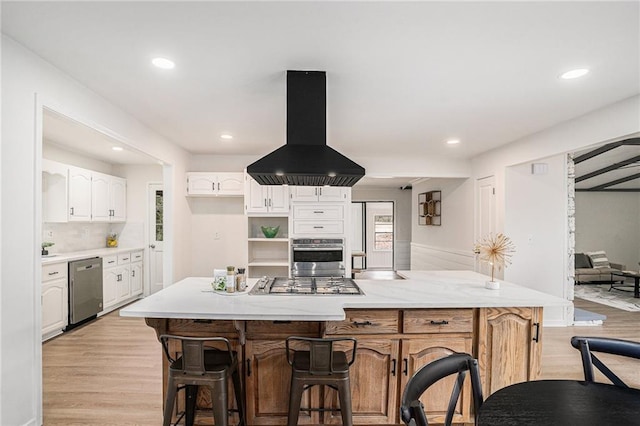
[68,166,93,222]
[92,173,126,222]
[245,174,290,214]
[187,172,244,196]
[290,186,348,202]
[48,163,126,223]
[109,176,127,222]
[42,159,69,223]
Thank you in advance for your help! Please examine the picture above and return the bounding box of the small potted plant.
[42,241,55,256]
[474,233,515,289]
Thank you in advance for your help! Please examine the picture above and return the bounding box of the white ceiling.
[3,2,640,183]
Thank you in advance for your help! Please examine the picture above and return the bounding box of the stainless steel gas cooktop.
[249,276,364,295]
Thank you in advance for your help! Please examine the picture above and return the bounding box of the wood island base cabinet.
[146,306,542,426]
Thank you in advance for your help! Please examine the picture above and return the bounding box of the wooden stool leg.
[337,378,353,426]
[162,379,177,426]
[211,379,228,426]
[287,376,304,426]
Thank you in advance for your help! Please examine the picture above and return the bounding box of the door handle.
[532,322,540,342]
[70,207,74,215]
[403,358,408,376]
[391,359,397,376]
[246,359,252,377]
[149,244,156,249]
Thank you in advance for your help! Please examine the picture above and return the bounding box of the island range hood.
[247,70,365,187]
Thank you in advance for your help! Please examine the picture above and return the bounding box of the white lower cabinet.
[42,262,68,341]
[101,250,143,315]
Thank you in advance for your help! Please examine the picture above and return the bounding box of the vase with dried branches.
[474,233,516,289]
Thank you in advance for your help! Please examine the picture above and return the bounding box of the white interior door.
[476,176,496,276]
[148,183,164,294]
[365,202,394,270]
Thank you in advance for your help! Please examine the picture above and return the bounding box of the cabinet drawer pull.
[107,260,115,264]
[48,271,59,276]
[313,211,324,214]
[430,320,449,326]
[193,319,213,324]
[352,320,373,327]
[313,226,324,229]
[391,359,397,376]
[403,358,408,376]
[272,320,292,324]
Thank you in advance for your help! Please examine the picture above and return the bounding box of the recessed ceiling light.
[328,172,337,177]
[152,57,175,70]
[560,68,589,79]
[220,134,233,140]
[275,171,284,176]
[446,139,460,145]
[112,146,124,151]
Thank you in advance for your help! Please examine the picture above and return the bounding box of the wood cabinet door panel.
[324,339,400,425]
[400,337,473,425]
[245,340,320,425]
[478,307,542,396]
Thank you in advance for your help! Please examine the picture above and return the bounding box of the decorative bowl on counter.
[261,226,280,238]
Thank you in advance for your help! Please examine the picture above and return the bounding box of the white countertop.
[119,270,570,321]
[41,246,145,265]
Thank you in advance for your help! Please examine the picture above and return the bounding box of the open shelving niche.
[418,190,441,226]
[247,216,290,278]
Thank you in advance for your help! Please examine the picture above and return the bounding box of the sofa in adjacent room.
[574,251,625,284]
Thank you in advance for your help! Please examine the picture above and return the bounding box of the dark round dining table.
[477,380,640,425]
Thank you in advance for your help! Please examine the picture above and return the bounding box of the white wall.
[351,187,412,270]
[575,192,640,270]
[410,178,475,270]
[188,197,248,277]
[505,155,569,325]
[472,96,640,326]
[43,142,114,175]
[1,35,190,426]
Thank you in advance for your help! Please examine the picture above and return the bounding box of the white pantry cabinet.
[42,159,69,223]
[187,172,244,196]
[245,174,290,214]
[41,261,68,341]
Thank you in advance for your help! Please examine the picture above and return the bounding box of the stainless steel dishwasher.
[67,257,103,329]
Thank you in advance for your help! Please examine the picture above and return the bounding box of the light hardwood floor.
[42,298,640,425]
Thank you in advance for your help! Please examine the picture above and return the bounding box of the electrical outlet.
[214,232,221,240]
[45,230,54,238]
[82,227,90,238]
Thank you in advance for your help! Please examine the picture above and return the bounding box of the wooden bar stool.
[160,334,245,426]
[286,336,357,426]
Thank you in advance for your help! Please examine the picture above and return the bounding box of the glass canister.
[226,266,236,293]
[236,268,246,292]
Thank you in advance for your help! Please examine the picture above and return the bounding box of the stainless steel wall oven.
[291,238,345,277]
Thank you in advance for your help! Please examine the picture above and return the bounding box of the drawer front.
[117,253,131,265]
[131,250,144,263]
[103,255,118,268]
[293,205,343,220]
[246,320,320,337]
[325,310,399,335]
[42,262,67,282]
[168,319,238,335]
[293,221,344,235]
[403,309,474,334]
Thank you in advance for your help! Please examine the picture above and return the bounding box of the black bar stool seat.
[286,336,357,426]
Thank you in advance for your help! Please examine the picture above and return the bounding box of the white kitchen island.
[120,271,569,426]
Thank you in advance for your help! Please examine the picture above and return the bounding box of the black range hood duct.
[247,70,365,187]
